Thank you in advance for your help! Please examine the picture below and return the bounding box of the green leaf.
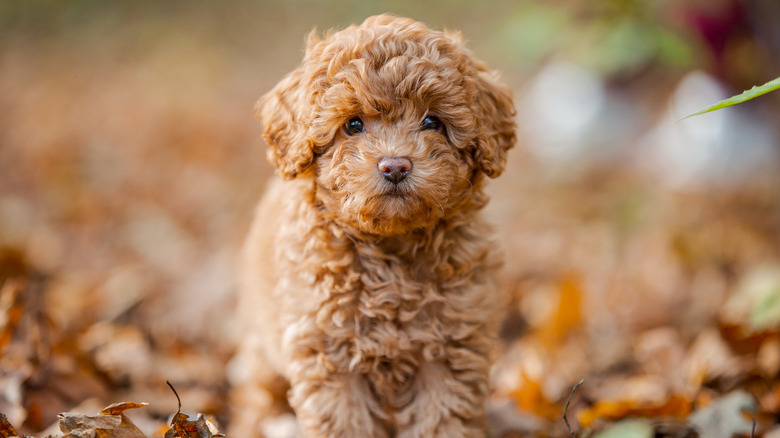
[593,419,653,438]
[682,76,780,119]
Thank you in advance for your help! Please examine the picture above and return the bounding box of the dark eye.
[343,117,364,136]
[421,116,444,133]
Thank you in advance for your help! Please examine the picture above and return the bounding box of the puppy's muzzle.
[378,157,412,185]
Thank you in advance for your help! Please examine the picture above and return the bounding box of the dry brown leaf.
[98,402,149,417]
[59,401,148,438]
[163,382,224,438]
[163,412,223,438]
[0,412,20,438]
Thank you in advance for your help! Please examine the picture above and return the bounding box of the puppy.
[232,14,516,438]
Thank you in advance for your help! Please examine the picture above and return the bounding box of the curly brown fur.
[231,14,516,438]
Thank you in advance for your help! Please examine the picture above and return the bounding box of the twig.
[751,418,756,438]
[563,379,584,438]
[167,380,182,413]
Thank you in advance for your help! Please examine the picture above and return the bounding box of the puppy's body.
[233,15,516,438]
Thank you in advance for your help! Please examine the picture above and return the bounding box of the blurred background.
[1,0,779,436]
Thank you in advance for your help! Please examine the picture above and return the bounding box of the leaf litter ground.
[2,3,780,437]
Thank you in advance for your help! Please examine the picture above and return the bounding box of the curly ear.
[472,72,516,178]
[256,66,316,179]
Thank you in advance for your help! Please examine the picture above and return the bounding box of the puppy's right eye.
[421,115,444,133]
[343,117,365,136]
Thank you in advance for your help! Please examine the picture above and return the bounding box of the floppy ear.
[256,66,316,179]
[471,72,516,178]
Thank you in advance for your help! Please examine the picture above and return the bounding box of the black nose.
[378,157,412,184]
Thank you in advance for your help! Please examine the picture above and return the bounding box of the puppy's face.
[316,112,469,235]
[258,15,516,236]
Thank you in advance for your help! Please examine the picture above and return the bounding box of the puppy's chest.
[291,233,489,399]
[357,258,439,322]
[288,226,485,367]
[320,251,455,356]
[339,256,449,395]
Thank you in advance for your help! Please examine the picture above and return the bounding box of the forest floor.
[2,2,780,437]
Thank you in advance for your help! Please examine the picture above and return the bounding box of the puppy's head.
[258,14,515,235]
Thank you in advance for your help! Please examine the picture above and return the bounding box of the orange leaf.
[536,273,583,349]
[511,373,561,420]
[164,382,224,437]
[578,395,692,428]
[0,413,19,438]
[164,412,224,438]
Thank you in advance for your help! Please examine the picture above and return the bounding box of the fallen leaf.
[687,390,756,438]
[59,401,148,438]
[510,373,561,420]
[164,413,224,438]
[593,419,653,438]
[0,412,20,438]
[99,402,149,416]
[578,395,691,429]
[536,273,583,350]
[59,411,122,436]
[163,382,224,438]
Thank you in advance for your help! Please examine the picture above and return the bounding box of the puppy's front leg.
[288,359,389,438]
[396,357,489,438]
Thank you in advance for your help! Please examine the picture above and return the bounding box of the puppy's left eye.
[343,117,365,136]
[421,116,444,133]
